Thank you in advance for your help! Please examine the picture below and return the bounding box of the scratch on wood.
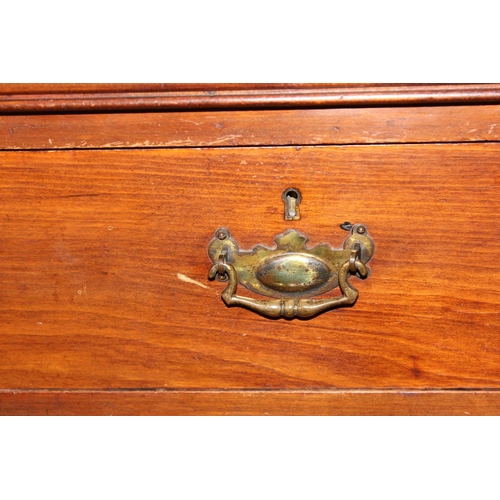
[181,119,202,126]
[100,141,126,148]
[206,135,243,145]
[58,193,109,199]
[177,273,209,289]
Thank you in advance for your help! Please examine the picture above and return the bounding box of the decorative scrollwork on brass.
[207,224,374,319]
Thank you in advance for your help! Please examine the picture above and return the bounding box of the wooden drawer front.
[0,144,499,390]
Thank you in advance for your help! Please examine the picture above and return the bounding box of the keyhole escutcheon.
[282,188,302,221]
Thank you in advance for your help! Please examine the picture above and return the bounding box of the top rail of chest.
[1,84,500,150]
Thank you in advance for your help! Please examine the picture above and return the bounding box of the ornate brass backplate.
[207,224,374,318]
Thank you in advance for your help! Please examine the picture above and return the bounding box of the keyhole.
[282,188,302,221]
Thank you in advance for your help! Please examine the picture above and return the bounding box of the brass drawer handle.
[207,224,374,318]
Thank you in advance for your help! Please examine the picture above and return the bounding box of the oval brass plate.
[256,254,330,293]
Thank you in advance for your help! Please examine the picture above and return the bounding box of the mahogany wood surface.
[0,84,399,95]
[2,84,500,415]
[2,105,500,150]
[2,84,500,113]
[0,144,499,392]
[1,390,499,416]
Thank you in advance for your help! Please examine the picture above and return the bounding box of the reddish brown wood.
[2,105,500,150]
[1,84,500,113]
[0,390,498,416]
[0,145,499,391]
[2,84,500,415]
[0,84,393,95]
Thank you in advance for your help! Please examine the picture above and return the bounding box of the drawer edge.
[1,390,499,416]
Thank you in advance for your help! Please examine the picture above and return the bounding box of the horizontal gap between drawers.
[2,388,500,394]
[3,140,500,153]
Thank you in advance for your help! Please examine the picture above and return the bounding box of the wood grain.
[0,144,499,390]
[0,390,499,415]
[2,105,500,150]
[0,84,399,95]
[1,84,500,113]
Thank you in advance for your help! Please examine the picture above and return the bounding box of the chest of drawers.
[1,84,499,415]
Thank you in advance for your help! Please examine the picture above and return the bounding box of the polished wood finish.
[1,390,499,416]
[2,84,500,113]
[0,145,499,391]
[0,83,386,94]
[1,84,499,415]
[2,105,500,150]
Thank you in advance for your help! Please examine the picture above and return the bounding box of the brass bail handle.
[207,224,374,319]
